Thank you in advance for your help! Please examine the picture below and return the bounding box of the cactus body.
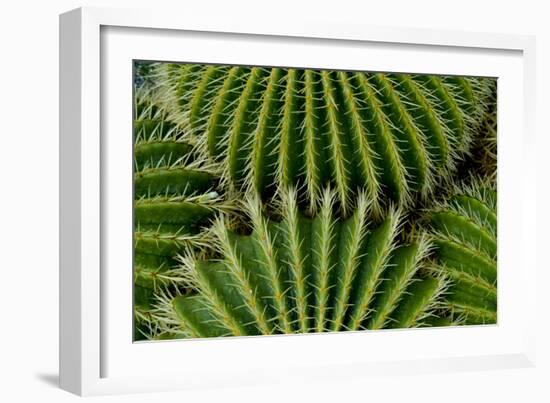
[133,89,237,339]
[157,64,495,216]
[425,181,497,325]
[162,189,446,338]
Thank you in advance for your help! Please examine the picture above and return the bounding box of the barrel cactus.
[423,179,497,325]
[155,64,494,217]
[133,87,238,339]
[155,188,448,338]
[471,83,497,181]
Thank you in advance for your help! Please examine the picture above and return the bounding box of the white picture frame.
[59,6,537,396]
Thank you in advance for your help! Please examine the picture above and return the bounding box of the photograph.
[1,0,546,400]
[132,62,498,341]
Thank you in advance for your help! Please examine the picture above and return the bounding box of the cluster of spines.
[424,179,497,325]
[154,63,495,218]
[133,63,498,340]
[156,188,447,338]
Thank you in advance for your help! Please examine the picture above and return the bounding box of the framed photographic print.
[59,6,537,396]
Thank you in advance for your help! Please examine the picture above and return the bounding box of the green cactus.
[423,179,497,325]
[133,87,238,340]
[155,63,495,217]
[155,188,447,338]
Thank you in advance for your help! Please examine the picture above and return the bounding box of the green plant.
[155,64,495,217]
[155,188,447,338]
[423,179,497,325]
[133,88,238,339]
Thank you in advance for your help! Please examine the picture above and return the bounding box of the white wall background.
[0,0,548,401]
